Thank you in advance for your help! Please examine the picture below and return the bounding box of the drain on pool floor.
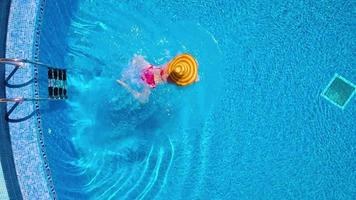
[322,74,355,109]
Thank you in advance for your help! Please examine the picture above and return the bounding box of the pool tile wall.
[5,0,54,199]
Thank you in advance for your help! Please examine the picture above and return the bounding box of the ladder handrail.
[0,97,65,103]
[1,58,68,103]
[0,58,64,69]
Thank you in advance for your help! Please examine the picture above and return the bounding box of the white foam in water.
[120,55,150,89]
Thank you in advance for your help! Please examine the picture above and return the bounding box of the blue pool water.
[39,0,355,199]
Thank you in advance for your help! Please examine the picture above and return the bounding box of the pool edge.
[4,0,56,199]
[0,0,23,199]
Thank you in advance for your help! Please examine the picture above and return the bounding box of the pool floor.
[36,0,356,199]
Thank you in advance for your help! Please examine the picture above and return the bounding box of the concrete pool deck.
[0,164,9,200]
[3,0,55,199]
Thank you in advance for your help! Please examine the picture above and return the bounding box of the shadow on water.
[63,74,177,198]
[68,70,175,164]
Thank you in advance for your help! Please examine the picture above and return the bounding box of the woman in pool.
[117,53,198,103]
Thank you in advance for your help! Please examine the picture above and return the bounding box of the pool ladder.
[0,58,68,103]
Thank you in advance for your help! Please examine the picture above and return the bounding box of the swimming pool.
[26,0,356,199]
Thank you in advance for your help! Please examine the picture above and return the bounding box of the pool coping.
[4,0,56,199]
[0,1,22,199]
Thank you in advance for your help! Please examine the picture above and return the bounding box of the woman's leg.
[116,80,151,103]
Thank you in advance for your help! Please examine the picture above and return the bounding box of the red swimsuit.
[141,65,165,88]
[141,65,156,88]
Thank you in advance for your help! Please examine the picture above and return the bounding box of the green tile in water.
[322,74,355,109]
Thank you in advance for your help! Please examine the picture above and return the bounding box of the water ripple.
[43,1,222,199]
